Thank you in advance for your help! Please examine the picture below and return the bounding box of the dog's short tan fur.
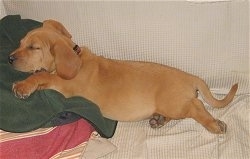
[9,20,238,134]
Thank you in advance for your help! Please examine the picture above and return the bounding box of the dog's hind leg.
[188,99,227,134]
[149,113,171,128]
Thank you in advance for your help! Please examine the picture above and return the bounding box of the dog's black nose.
[8,55,16,64]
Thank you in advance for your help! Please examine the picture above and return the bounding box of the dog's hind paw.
[216,120,227,134]
[149,114,169,129]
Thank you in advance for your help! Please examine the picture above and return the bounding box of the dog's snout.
[8,55,16,64]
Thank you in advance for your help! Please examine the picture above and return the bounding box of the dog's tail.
[196,79,238,108]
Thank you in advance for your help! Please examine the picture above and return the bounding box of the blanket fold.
[0,15,117,138]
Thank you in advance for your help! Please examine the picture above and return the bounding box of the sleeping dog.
[9,20,238,134]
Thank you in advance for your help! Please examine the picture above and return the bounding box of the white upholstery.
[1,1,249,159]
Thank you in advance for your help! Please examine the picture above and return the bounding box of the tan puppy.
[9,20,238,134]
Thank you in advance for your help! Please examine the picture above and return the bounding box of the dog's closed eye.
[28,44,41,50]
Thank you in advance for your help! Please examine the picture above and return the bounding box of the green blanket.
[0,15,117,138]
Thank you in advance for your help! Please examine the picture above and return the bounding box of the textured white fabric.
[1,1,249,159]
[0,0,6,18]
[187,0,230,2]
[82,132,117,159]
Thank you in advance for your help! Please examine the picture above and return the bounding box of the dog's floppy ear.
[43,20,72,38]
[52,41,82,80]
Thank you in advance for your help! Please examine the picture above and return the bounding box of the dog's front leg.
[12,72,57,99]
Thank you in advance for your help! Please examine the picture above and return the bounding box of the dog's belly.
[90,86,155,121]
[66,80,156,121]
[100,100,155,121]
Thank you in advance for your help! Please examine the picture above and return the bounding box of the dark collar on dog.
[73,45,81,55]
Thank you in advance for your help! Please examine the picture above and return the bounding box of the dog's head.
[8,20,82,80]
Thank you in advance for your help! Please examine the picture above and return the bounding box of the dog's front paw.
[12,81,37,99]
